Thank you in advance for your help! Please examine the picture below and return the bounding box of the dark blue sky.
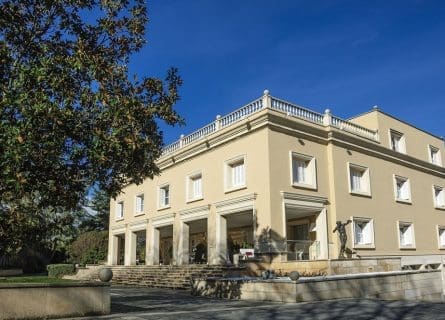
[130,0,445,144]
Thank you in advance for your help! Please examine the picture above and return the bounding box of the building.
[108,90,445,269]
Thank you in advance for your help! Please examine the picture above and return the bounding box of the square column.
[108,234,119,265]
[147,226,160,265]
[178,221,190,265]
[215,214,227,265]
[316,208,329,259]
[124,227,136,266]
[145,224,152,265]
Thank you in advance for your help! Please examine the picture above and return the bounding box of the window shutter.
[363,222,372,244]
[440,229,445,246]
[193,177,202,198]
[351,169,361,191]
[406,226,413,245]
[164,188,169,205]
[293,159,306,183]
[354,222,362,244]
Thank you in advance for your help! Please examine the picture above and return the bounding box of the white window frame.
[351,217,375,249]
[389,129,406,154]
[398,221,415,249]
[116,201,124,220]
[158,183,171,210]
[186,171,203,203]
[428,145,442,166]
[393,175,412,203]
[347,163,371,197]
[224,155,247,192]
[289,151,317,190]
[433,185,445,210]
[134,194,144,216]
[437,226,445,249]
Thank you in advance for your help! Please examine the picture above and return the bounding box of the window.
[159,184,170,208]
[116,201,124,219]
[352,218,374,248]
[225,156,246,191]
[429,146,442,166]
[290,152,317,189]
[187,172,202,202]
[390,130,406,153]
[394,175,411,203]
[433,186,445,209]
[438,226,445,248]
[398,222,415,248]
[348,163,371,196]
[135,194,144,214]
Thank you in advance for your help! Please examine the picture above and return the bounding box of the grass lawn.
[0,275,78,284]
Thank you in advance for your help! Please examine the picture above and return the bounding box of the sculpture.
[333,220,351,259]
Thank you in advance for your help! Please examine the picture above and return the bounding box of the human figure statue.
[333,220,352,259]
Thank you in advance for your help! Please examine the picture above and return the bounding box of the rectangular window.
[438,227,445,248]
[394,175,411,202]
[434,186,445,208]
[348,163,371,196]
[187,172,203,202]
[291,152,317,189]
[116,201,124,219]
[225,156,246,191]
[135,194,144,214]
[398,222,415,248]
[159,184,170,208]
[390,130,406,153]
[429,146,442,166]
[352,217,374,248]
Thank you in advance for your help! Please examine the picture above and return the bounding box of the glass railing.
[285,240,320,261]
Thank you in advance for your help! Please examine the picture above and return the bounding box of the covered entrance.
[282,192,328,261]
[159,225,173,265]
[178,205,210,265]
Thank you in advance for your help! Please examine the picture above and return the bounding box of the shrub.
[47,264,75,278]
[69,231,108,265]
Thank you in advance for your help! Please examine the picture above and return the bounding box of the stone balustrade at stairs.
[109,265,235,290]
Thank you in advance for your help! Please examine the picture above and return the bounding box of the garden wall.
[192,269,444,303]
[0,282,110,320]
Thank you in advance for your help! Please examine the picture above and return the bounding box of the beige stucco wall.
[267,127,331,240]
[0,283,110,319]
[109,100,445,265]
[329,139,445,257]
[350,109,444,163]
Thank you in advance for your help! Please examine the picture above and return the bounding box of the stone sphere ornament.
[99,267,113,282]
[289,271,300,281]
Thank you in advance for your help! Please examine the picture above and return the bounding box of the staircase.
[110,265,231,290]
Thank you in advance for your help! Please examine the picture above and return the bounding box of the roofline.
[349,108,444,143]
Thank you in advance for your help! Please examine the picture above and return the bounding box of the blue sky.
[129,0,445,144]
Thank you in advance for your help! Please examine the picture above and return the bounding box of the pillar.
[178,221,190,265]
[108,234,119,265]
[316,208,329,259]
[148,227,160,265]
[215,214,227,265]
[145,223,152,265]
[124,227,136,266]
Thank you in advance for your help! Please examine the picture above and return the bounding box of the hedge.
[46,264,75,278]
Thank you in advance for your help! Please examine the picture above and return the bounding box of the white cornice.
[281,192,327,211]
[129,219,149,231]
[152,212,175,227]
[215,193,257,215]
[111,225,126,234]
[180,204,210,222]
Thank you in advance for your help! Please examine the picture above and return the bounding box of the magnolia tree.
[0,0,182,257]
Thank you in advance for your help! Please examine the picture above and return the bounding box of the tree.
[0,0,182,257]
[79,189,110,232]
[68,230,108,265]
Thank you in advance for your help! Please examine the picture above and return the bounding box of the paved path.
[64,286,445,320]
